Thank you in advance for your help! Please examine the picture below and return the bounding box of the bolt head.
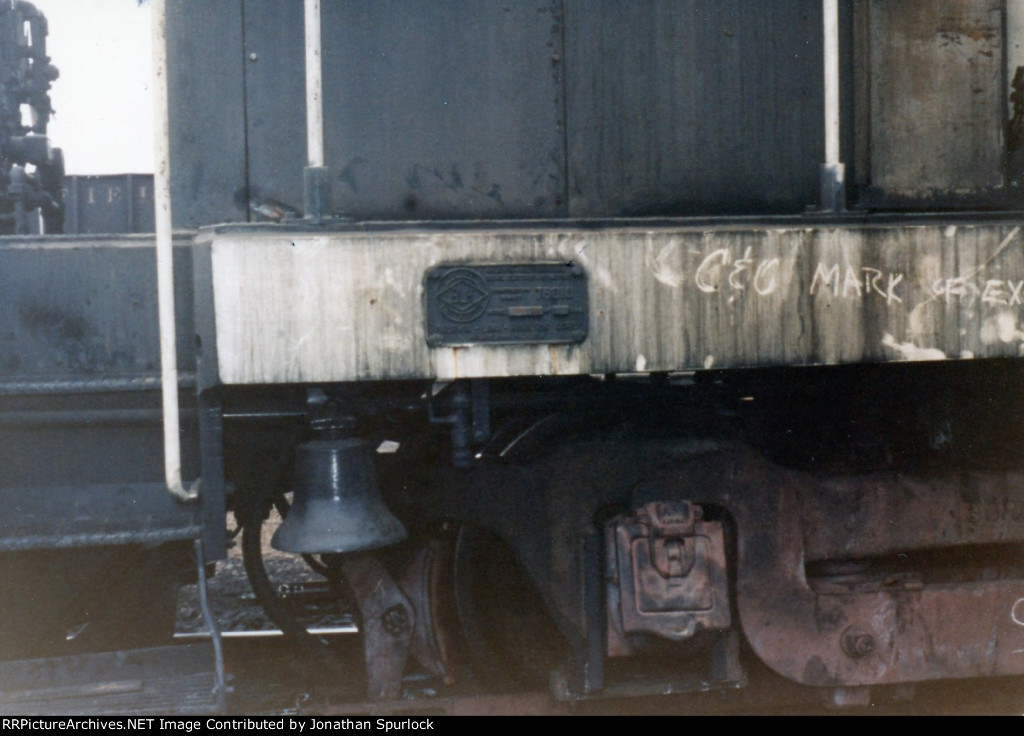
[381,604,410,637]
[842,627,875,659]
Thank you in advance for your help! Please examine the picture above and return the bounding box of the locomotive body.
[5,0,1024,714]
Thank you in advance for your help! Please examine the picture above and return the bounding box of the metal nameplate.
[425,263,588,347]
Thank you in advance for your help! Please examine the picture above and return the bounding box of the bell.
[272,436,408,554]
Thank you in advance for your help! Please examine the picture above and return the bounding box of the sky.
[30,0,154,175]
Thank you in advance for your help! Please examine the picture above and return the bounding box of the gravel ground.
[172,512,366,714]
[175,511,353,636]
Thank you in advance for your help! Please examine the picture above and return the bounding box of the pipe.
[194,539,227,714]
[823,0,841,166]
[305,0,324,169]
[0,374,196,396]
[820,0,845,211]
[152,0,198,503]
[303,0,330,219]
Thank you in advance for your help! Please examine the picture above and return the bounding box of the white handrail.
[820,0,844,211]
[305,0,324,168]
[823,0,841,166]
[153,0,197,503]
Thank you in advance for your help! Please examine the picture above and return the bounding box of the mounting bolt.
[841,627,875,659]
[381,604,410,637]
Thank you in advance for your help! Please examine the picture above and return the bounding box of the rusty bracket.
[606,501,730,657]
[635,450,1024,688]
[340,554,414,701]
[397,540,459,684]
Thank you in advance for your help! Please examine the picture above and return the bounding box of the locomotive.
[5,0,1024,714]
[0,1,62,235]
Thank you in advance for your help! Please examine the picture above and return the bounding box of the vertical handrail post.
[304,0,330,221]
[821,0,845,212]
[153,0,197,502]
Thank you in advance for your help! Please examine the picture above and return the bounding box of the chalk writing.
[932,277,1024,306]
[1013,598,1024,627]
[1011,597,1024,654]
[694,247,780,296]
[678,250,1024,318]
[810,263,904,305]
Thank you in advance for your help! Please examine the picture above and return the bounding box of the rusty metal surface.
[340,555,414,701]
[397,541,458,686]
[606,501,729,656]
[636,450,1024,687]
[801,469,1024,561]
[165,1,1020,222]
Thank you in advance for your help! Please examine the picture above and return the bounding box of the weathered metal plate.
[201,219,1024,384]
[238,0,566,222]
[564,0,824,217]
[0,235,200,490]
[858,0,1006,204]
[166,0,247,228]
[424,264,587,347]
[170,1,829,225]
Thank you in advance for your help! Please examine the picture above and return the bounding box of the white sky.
[30,0,153,175]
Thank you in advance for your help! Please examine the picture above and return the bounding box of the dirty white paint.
[881,333,947,362]
[980,311,1024,346]
[201,221,1024,384]
[653,239,685,288]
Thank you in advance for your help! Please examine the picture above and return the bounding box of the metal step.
[0,643,221,715]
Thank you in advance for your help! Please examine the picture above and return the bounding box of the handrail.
[820,0,845,212]
[152,0,197,503]
[305,0,324,170]
[303,0,330,220]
